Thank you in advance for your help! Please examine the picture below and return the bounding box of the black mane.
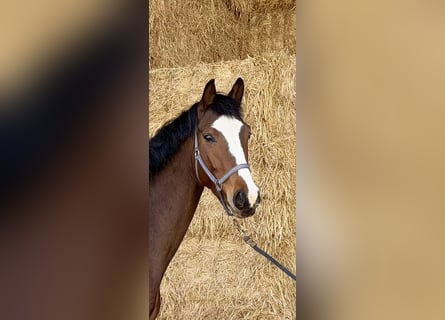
[149,93,242,179]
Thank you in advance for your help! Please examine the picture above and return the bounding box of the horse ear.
[228,77,244,103]
[201,79,216,108]
[198,79,216,119]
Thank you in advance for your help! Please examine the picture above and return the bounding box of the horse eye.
[203,134,215,143]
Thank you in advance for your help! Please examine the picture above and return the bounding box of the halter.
[194,127,250,216]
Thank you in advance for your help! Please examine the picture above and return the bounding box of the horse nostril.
[256,191,261,205]
[234,190,248,210]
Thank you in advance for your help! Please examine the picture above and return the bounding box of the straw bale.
[224,0,296,15]
[149,0,296,69]
[158,239,295,320]
[149,51,296,319]
[242,8,296,59]
[149,0,239,69]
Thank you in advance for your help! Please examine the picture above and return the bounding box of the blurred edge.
[0,1,148,320]
[298,1,445,320]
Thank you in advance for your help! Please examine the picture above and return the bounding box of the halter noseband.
[194,127,250,216]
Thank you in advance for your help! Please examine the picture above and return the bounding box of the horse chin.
[233,207,256,219]
[226,199,257,218]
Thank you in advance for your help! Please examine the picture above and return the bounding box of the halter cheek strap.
[194,128,250,215]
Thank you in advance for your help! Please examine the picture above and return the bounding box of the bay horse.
[149,78,261,319]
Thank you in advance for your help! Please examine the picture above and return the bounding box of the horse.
[149,78,261,319]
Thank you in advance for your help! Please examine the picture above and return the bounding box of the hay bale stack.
[149,0,295,69]
[149,51,296,319]
[225,0,295,15]
[149,0,239,69]
[243,8,296,58]
[149,0,296,318]
[158,238,295,319]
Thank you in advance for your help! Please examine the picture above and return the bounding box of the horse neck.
[149,136,203,283]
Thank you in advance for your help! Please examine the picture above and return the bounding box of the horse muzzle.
[232,190,261,218]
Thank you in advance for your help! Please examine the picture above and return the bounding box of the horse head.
[194,78,261,218]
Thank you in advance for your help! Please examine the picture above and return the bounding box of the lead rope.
[229,216,296,281]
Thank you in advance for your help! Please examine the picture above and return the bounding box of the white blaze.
[211,115,259,206]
